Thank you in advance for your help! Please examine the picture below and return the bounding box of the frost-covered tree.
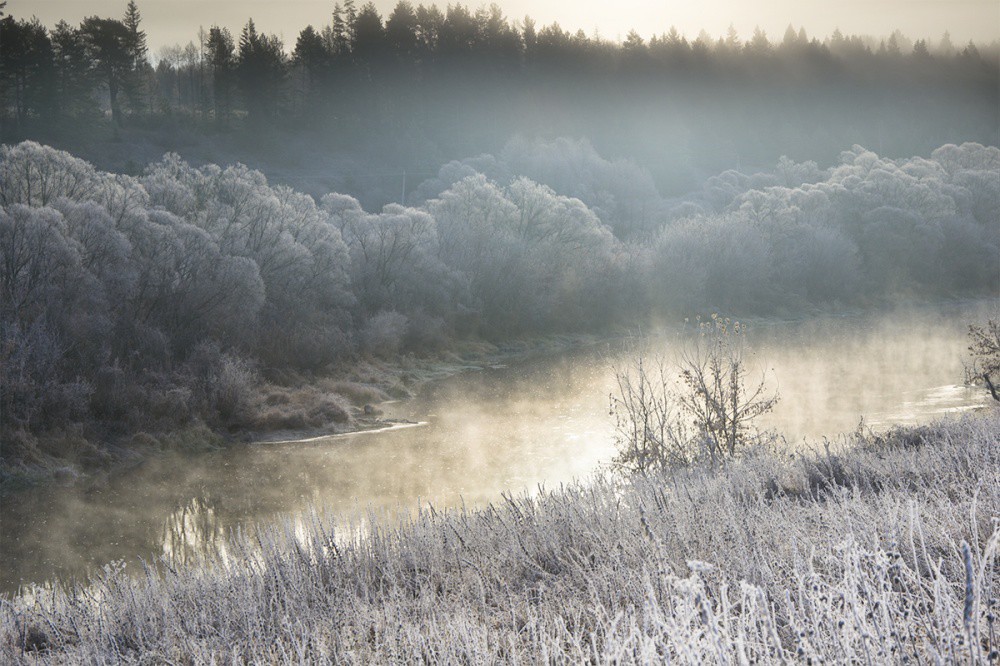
[968,320,1000,401]
[0,205,83,323]
[0,141,100,207]
[142,155,353,368]
[414,137,665,240]
[327,197,465,323]
[2,139,998,467]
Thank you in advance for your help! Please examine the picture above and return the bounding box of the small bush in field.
[679,317,778,464]
[968,319,1000,401]
[612,317,777,473]
[611,355,695,472]
[255,387,351,431]
[321,381,387,406]
[307,394,351,424]
[404,310,449,352]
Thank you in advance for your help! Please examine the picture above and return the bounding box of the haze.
[16,0,1000,53]
[1,303,990,593]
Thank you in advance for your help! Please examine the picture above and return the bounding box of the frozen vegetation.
[2,5,998,661]
[1,410,997,662]
[2,139,998,479]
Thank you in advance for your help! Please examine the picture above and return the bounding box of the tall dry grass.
[2,411,998,663]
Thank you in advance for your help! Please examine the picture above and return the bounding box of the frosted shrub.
[968,319,1000,401]
[678,317,778,464]
[184,342,260,426]
[612,318,777,472]
[360,310,409,358]
[212,355,259,424]
[611,355,694,472]
[403,310,449,352]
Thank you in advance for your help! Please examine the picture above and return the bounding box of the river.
[0,300,993,594]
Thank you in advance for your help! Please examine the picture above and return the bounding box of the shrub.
[320,381,387,406]
[184,342,261,427]
[610,356,694,473]
[611,318,777,473]
[968,319,1000,401]
[360,311,409,359]
[255,387,351,431]
[403,310,449,353]
[679,317,778,465]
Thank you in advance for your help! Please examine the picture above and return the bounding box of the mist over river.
[0,300,993,595]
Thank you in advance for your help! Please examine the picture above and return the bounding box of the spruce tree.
[122,0,148,113]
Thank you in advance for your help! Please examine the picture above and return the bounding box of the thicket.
[2,411,997,662]
[424,137,1000,308]
[1,139,997,473]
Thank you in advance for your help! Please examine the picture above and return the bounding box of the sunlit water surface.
[1,301,994,594]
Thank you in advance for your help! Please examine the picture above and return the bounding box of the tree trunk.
[984,374,1000,402]
[109,76,122,126]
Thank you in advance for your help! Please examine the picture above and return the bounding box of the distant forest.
[1,2,998,202]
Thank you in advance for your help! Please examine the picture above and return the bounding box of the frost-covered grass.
[2,411,998,663]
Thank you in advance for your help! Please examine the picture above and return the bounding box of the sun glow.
[17,0,999,53]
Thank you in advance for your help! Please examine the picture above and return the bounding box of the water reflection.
[0,301,993,594]
[161,498,228,567]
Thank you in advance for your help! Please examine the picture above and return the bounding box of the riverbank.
[3,409,997,662]
[0,332,608,493]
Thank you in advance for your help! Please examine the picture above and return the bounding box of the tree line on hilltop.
[2,2,998,197]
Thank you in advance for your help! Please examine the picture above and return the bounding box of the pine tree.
[237,19,286,121]
[331,4,349,55]
[80,16,133,126]
[343,0,358,46]
[51,20,95,118]
[939,31,954,56]
[122,0,149,113]
[386,1,418,55]
[782,24,797,48]
[206,26,235,124]
[0,16,56,124]
[351,3,384,61]
[123,1,147,66]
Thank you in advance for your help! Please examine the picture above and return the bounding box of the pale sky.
[12,0,1000,54]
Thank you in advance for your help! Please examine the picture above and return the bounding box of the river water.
[0,301,994,594]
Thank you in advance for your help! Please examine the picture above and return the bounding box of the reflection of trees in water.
[159,501,358,576]
[161,497,229,567]
[160,499,353,572]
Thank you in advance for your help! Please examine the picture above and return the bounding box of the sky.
[12,0,1000,54]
